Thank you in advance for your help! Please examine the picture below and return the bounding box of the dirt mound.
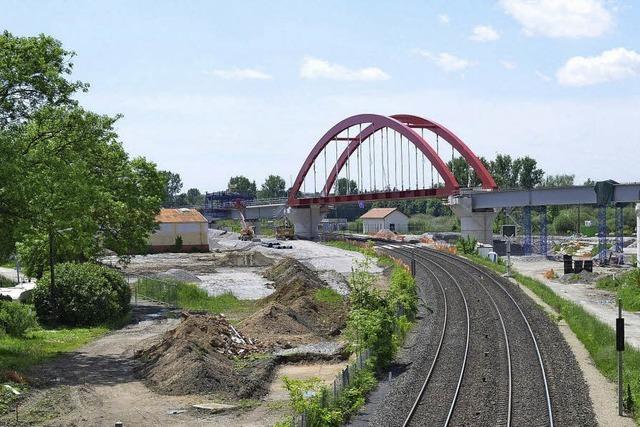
[135,313,275,398]
[374,229,404,241]
[240,258,347,348]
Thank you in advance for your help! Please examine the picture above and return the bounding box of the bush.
[33,263,130,326]
[456,235,478,255]
[552,211,577,235]
[0,301,38,337]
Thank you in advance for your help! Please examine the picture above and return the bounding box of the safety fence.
[292,348,372,427]
[125,274,179,307]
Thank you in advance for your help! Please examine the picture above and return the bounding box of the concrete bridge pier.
[286,205,328,239]
[449,196,497,245]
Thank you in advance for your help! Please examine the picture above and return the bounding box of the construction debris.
[239,258,347,348]
[135,313,275,398]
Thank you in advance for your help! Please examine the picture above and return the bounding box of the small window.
[389,223,395,232]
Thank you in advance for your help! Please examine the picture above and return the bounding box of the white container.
[487,251,498,263]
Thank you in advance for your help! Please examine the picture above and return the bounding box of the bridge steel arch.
[391,114,497,190]
[288,114,461,206]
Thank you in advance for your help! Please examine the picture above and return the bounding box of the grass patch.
[325,240,395,268]
[136,278,254,315]
[466,253,640,422]
[0,326,107,373]
[0,261,16,269]
[408,213,459,233]
[314,288,343,306]
[597,269,640,312]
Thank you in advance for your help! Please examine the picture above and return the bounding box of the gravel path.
[350,244,596,427]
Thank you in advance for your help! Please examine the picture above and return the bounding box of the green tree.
[12,106,165,276]
[228,176,257,198]
[447,156,487,188]
[160,171,183,207]
[543,174,574,188]
[336,177,358,195]
[0,32,87,259]
[0,32,165,274]
[513,156,544,189]
[186,188,204,206]
[488,154,517,188]
[259,175,286,198]
[0,31,87,127]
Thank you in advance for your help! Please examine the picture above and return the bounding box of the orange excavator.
[234,200,254,241]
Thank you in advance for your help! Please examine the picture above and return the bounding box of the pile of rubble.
[135,313,275,398]
[239,258,347,348]
[374,229,404,241]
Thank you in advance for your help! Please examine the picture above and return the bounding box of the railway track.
[379,243,554,427]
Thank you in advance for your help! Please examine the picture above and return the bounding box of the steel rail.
[414,246,554,427]
[384,246,448,427]
[380,245,470,427]
[400,245,513,426]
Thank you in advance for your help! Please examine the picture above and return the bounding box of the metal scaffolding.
[523,206,532,256]
[615,205,624,253]
[539,206,548,255]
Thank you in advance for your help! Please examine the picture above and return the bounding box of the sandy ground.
[2,301,293,426]
[106,238,380,299]
[4,300,350,427]
[511,256,640,350]
[0,266,35,300]
[514,279,636,426]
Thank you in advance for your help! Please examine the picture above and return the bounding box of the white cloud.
[470,25,500,42]
[438,14,450,24]
[500,60,517,70]
[557,47,640,86]
[415,50,472,72]
[300,56,390,81]
[209,68,272,80]
[535,70,552,82]
[500,0,612,38]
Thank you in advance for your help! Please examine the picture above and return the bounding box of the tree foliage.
[228,175,257,198]
[0,32,165,268]
[543,174,575,188]
[336,178,358,195]
[259,174,286,198]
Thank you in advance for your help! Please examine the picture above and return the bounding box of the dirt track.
[1,302,285,426]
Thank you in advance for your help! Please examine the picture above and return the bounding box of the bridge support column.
[286,205,328,240]
[449,196,497,245]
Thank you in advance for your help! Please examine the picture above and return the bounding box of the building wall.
[149,222,209,250]
[363,218,385,234]
[384,211,409,232]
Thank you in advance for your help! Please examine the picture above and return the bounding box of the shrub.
[552,211,577,235]
[0,301,38,337]
[388,266,417,319]
[456,235,478,255]
[33,263,130,326]
[172,235,183,252]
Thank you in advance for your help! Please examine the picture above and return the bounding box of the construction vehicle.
[275,218,294,240]
[234,200,254,241]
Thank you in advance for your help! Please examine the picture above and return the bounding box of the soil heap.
[239,258,347,348]
[134,313,275,398]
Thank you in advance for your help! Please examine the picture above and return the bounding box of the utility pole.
[617,299,625,416]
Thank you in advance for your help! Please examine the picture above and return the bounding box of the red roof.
[156,208,207,223]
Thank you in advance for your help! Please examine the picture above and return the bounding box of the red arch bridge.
[236,113,640,259]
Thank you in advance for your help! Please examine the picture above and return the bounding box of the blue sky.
[2,0,639,190]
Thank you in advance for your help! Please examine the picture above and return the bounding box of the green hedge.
[33,263,130,326]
